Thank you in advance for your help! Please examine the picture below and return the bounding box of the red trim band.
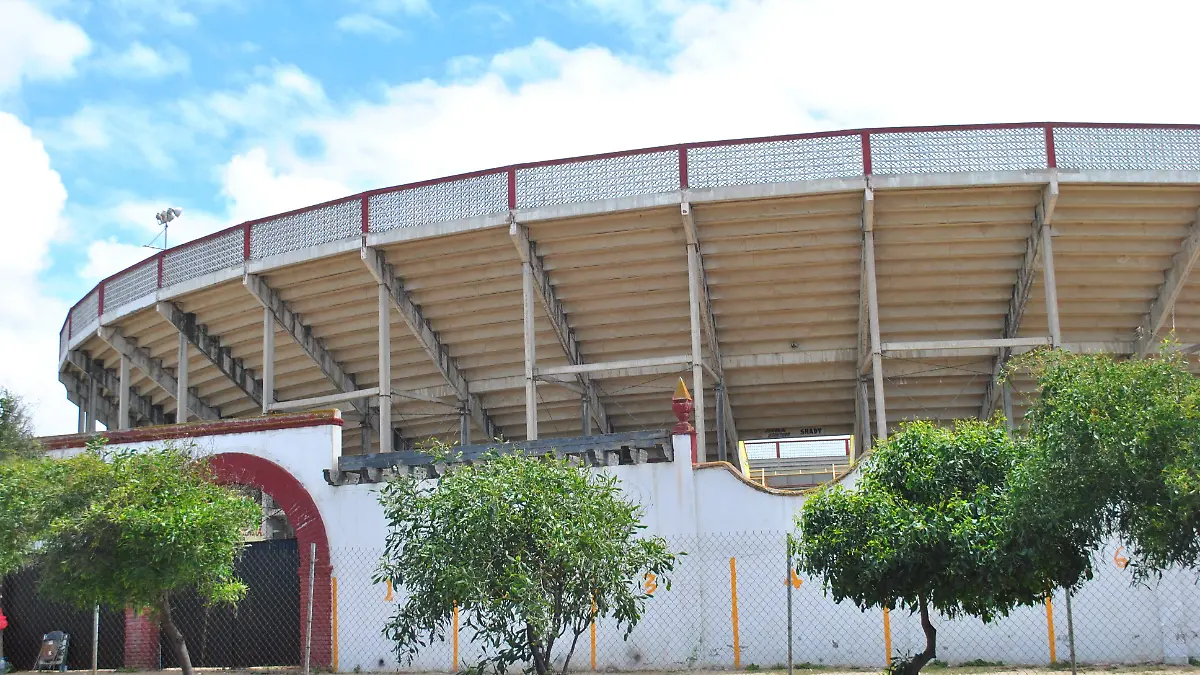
[39,410,344,451]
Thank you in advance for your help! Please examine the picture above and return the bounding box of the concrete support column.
[1042,223,1062,347]
[118,356,131,430]
[86,362,97,432]
[377,284,392,454]
[863,228,887,440]
[262,307,274,415]
[686,243,707,462]
[522,260,538,440]
[581,396,591,436]
[715,382,727,462]
[176,332,189,423]
[77,399,86,434]
[1002,381,1015,429]
[459,401,471,445]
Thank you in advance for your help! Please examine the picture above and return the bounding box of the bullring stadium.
[54,122,1200,482]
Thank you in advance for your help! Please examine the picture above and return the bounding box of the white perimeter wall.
[68,425,1200,671]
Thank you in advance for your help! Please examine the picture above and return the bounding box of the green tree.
[33,443,260,675]
[376,448,679,675]
[0,452,108,576]
[1013,346,1200,579]
[796,419,1080,675]
[0,388,39,461]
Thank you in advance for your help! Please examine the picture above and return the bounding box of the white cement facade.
[56,422,1200,672]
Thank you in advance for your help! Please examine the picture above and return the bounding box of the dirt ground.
[21,666,1199,675]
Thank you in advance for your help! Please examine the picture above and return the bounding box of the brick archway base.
[123,452,332,669]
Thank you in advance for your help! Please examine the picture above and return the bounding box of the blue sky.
[2,0,1197,434]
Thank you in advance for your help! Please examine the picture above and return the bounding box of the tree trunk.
[900,597,937,675]
[526,624,549,675]
[560,627,587,675]
[158,594,194,675]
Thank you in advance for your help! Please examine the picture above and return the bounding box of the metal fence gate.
[161,538,301,668]
[0,569,125,671]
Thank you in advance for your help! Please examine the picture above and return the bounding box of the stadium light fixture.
[144,207,183,250]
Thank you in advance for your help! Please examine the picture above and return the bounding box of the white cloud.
[221,148,351,224]
[0,0,90,94]
[43,65,327,169]
[336,13,405,40]
[567,0,716,30]
[107,0,241,29]
[215,0,1200,199]
[205,65,327,129]
[353,0,432,16]
[0,112,78,435]
[80,239,158,282]
[96,42,190,79]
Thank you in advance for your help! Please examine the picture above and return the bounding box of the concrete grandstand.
[56,122,1200,466]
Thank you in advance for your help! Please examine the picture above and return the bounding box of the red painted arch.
[207,452,333,668]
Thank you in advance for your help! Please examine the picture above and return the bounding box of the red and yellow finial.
[672,377,694,434]
[673,377,691,402]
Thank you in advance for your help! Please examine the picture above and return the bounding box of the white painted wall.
[69,425,1200,671]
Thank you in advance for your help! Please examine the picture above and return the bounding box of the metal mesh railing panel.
[870,127,1048,174]
[687,135,863,189]
[1054,126,1200,171]
[104,259,158,310]
[73,289,100,332]
[515,151,680,209]
[369,173,508,232]
[163,229,243,287]
[250,199,361,260]
[745,437,850,459]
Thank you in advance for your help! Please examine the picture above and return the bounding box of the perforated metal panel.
[687,135,863,189]
[250,200,361,260]
[743,436,850,459]
[369,173,507,232]
[515,151,680,209]
[1053,126,1200,171]
[164,229,244,287]
[74,289,100,333]
[104,259,158,310]
[870,127,1047,175]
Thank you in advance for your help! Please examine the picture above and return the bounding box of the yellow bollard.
[453,603,460,671]
[1046,595,1057,664]
[730,557,741,669]
[883,607,892,667]
[332,578,339,672]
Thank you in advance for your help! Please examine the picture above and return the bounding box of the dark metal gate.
[0,569,125,671]
[161,538,301,668]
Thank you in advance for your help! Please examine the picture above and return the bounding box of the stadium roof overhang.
[58,122,1200,461]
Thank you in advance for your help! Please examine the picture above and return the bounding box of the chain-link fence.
[2,533,1198,674]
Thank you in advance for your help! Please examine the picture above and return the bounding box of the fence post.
[304,543,316,675]
[1065,589,1077,675]
[91,605,99,675]
[786,535,793,675]
[729,557,741,669]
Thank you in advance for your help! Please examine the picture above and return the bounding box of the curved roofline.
[61,121,1200,359]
